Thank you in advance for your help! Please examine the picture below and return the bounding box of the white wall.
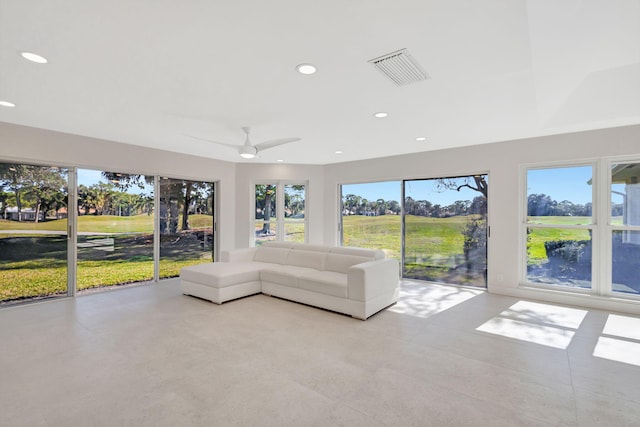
[0,122,237,252]
[324,125,640,314]
[234,163,325,247]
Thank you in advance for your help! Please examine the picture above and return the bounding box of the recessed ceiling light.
[416,137,427,141]
[20,51,48,64]
[0,100,16,107]
[335,151,343,154]
[374,112,388,118]
[296,63,317,75]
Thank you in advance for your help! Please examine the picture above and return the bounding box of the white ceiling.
[1,0,639,165]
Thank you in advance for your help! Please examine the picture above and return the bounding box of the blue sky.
[77,169,154,194]
[527,166,593,205]
[341,166,613,207]
[342,177,487,206]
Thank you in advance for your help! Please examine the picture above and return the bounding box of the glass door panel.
[403,175,488,287]
[340,181,401,260]
[0,163,69,304]
[76,170,154,291]
[159,178,214,278]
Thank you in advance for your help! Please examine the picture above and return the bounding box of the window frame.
[252,180,308,246]
[520,157,640,301]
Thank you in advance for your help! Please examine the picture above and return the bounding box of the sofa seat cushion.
[298,271,349,298]
[181,262,265,288]
[260,265,318,287]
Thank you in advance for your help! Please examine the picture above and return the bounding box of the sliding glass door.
[403,175,488,287]
[76,170,155,291]
[159,178,215,278]
[0,163,69,304]
[1,163,217,306]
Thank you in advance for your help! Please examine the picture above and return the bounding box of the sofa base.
[261,281,398,320]
[181,280,261,304]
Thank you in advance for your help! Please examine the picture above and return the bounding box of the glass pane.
[77,170,154,291]
[0,163,69,304]
[527,166,593,225]
[341,181,401,260]
[611,162,640,227]
[403,176,488,287]
[612,230,640,295]
[284,185,305,242]
[255,184,277,246]
[526,227,592,288]
[159,178,214,279]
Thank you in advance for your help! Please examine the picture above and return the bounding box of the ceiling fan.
[188,127,301,159]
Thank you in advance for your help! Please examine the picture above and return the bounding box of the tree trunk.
[15,191,22,222]
[34,200,41,223]
[181,182,193,231]
[261,192,272,234]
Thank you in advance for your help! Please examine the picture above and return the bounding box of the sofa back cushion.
[291,243,331,253]
[286,249,326,270]
[324,253,372,274]
[254,247,291,264]
[261,241,296,249]
[329,246,385,260]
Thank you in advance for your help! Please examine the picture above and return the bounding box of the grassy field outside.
[1,214,214,303]
[342,215,401,259]
[2,212,601,303]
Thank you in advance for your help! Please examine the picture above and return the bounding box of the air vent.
[368,48,429,86]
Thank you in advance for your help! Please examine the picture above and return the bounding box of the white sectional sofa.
[180,242,400,320]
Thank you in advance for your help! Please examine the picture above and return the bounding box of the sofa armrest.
[347,258,400,302]
[221,248,257,263]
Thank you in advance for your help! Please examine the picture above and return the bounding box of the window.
[254,182,306,246]
[284,184,305,242]
[523,160,640,300]
[525,165,594,289]
[610,162,640,296]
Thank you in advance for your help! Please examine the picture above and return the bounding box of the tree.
[0,164,67,222]
[255,184,276,234]
[343,194,361,215]
[436,175,488,198]
[528,193,555,217]
[0,164,29,221]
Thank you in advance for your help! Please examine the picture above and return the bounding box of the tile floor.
[1,279,639,426]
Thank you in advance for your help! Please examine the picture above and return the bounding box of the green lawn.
[342,215,401,259]
[526,217,591,265]
[1,214,214,303]
[0,213,213,234]
[2,213,592,302]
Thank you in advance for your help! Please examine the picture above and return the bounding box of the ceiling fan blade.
[255,137,301,151]
[184,134,239,149]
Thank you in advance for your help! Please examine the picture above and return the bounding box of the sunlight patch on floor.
[389,281,483,319]
[476,301,588,349]
[593,314,640,366]
[593,337,640,366]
